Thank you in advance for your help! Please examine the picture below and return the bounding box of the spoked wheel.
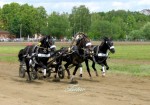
[58,65,65,79]
[19,64,26,78]
[30,67,37,80]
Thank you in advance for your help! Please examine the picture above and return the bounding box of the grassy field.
[0,42,150,76]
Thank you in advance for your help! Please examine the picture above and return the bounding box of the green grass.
[0,46,24,62]
[0,46,24,54]
[0,43,150,76]
[110,45,150,60]
[109,63,150,76]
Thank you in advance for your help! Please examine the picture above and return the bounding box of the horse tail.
[18,49,25,62]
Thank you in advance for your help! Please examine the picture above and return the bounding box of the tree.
[129,30,143,40]
[47,12,70,38]
[1,3,21,35]
[70,5,91,34]
[141,22,150,40]
[34,6,47,35]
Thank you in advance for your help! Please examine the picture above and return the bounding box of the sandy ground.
[0,62,150,105]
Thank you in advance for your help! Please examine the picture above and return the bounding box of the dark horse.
[81,37,115,78]
[56,32,92,83]
[18,35,56,81]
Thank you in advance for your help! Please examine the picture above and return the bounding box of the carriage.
[18,33,115,83]
[18,35,65,80]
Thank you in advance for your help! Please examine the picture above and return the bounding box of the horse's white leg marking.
[79,67,83,75]
[79,67,83,79]
[102,66,105,77]
[43,69,46,76]
[70,75,75,81]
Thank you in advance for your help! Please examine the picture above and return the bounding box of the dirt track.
[0,62,150,105]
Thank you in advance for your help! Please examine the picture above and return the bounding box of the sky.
[0,0,150,14]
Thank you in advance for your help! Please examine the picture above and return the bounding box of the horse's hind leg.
[64,62,71,79]
[26,61,31,81]
[52,63,60,82]
[92,62,99,76]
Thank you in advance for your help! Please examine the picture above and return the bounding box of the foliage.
[69,5,91,34]
[47,12,70,38]
[141,22,150,40]
[0,3,150,40]
[129,30,143,40]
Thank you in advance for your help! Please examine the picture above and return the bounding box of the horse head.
[75,32,92,49]
[73,32,92,58]
[102,37,115,53]
[39,35,56,51]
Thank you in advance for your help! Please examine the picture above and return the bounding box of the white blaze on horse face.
[86,42,92,46]
[110,46,115,49]
[50,45,56,49]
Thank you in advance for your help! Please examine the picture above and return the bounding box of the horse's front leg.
[78,63,83,79]
[104,60,109,70]
[92,61,99,76]
[38,62,47,78]
[70,64,79,84]
[101,64,106,77]
[64,62,71,79]
[52,64,60,82]
[85,59,92,79]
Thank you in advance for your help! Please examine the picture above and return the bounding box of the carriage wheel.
[58,66,65,79]
[19,65,26,78]
[30,67,37,80]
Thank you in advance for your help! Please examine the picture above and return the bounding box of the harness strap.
[96,45,99,56]
[92,46,97,63]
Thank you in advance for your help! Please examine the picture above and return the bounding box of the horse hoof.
[90,77,93,80]
[102,73,105,77]
[67,76,71,79]
[79,74,82,77]
[26,79,31,83]
[70,80,78,84]
[79,74,82,80]
[52,78,60,82]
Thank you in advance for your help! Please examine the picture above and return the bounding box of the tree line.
[0,2,150,40]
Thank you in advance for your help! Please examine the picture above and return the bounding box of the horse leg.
[64,62,71,79]
[38,62,47,78]
[26,61,31,81]
[53,64,60,82]
[85,59,92,79]
[101,64,106,77]
[92,62,99,76]
[104,60,109,70]
[78,63,83,79]
[70,64,79,83]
